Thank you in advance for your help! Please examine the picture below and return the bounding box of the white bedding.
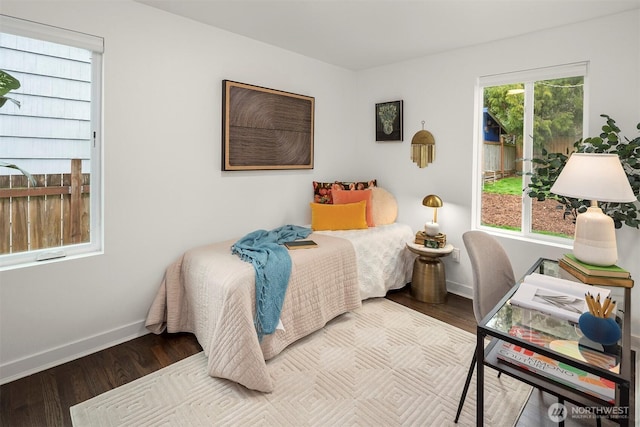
[318,222,416,299]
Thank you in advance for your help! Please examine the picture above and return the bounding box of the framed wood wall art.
[375,100,403,141]
[222,80,315,170]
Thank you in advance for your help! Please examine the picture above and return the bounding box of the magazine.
[508,325,619,373]
[510,273,610,323]
[496,341,615,403]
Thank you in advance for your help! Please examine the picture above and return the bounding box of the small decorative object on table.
[578,292,621,346]
[415,231,446,248]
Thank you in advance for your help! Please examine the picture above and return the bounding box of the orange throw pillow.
[310,201,368,231]
[332,188,374,227]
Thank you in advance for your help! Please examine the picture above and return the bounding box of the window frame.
[0,15,104,270]
[472,62,589,245]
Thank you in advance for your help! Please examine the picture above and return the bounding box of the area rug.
[71,298,531,426]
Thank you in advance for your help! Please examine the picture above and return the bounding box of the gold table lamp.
[422,194,443,236]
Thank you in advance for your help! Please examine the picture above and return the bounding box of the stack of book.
[559,254,633,288]
[414,231,446,248]
[496,340,616,403]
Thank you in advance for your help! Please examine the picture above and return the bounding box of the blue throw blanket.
[231,224,312,341]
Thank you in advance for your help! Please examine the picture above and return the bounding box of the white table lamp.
[550,153,636,266]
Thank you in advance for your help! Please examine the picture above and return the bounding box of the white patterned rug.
[71,298,531,426]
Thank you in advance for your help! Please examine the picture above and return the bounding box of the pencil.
[602,296,611,316]
[604,301,616,318]
[585,293,596,315]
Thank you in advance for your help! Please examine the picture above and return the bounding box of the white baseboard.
[0,319,149,385]
[446,280,472,299]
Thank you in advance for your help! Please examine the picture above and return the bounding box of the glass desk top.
[482,258,630,381]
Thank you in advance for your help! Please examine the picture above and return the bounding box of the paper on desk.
[510,273,611,323]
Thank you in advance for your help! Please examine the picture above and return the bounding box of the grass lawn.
[483,176,522,195]
[482,176,573,238]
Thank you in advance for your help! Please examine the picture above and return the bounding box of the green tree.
[483,77,584,151]
[484,84,524,144]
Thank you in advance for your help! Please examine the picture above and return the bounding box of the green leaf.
[0,96,20,108]
[0,161,36,186]
[0,70,20,98]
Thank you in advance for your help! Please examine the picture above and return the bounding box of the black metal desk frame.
[476,258,634,426]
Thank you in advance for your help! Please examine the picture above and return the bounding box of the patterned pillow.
[313,179,377,204]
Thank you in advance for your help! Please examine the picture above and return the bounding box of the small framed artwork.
[222,80,315,171]
[375,100,403,141]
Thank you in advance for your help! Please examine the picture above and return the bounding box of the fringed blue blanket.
[231,224,312,341]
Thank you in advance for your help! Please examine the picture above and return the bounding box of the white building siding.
[0,33,92,175]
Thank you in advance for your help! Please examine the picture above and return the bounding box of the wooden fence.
[0,159,90,255]
[483,141,517,178]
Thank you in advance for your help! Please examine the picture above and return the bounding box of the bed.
[145,186,416,392]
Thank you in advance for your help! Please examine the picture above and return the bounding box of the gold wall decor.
[411,121,435,168]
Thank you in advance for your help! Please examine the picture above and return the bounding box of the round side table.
[406,242,454,304]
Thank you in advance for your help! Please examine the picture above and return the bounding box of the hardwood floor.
[0,287,626,426]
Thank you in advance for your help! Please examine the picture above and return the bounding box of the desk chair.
[455,230,516,423]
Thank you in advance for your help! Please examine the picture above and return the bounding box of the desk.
[476,258,634,426]
[406,243,453,303]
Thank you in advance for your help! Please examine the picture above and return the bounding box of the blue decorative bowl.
[578,313,621,346]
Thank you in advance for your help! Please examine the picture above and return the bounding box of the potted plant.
[527,114,639,229]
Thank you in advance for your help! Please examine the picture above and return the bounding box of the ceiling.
[137,0,640,70]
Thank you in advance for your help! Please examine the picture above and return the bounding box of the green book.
[562,253,630,278]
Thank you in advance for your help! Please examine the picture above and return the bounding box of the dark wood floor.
[0,287,627,426]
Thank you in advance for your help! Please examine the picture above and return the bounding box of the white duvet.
[318,222,416,299]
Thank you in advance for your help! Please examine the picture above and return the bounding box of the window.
[473,62,588,243]
[0,15,103,269]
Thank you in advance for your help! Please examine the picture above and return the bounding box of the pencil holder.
[578,312,621,346]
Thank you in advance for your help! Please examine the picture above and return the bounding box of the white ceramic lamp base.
[424,222,440,237]
[572,206,618,266]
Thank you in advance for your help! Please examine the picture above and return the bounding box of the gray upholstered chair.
[454,230,516,423]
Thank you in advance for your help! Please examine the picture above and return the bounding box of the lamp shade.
[422,194,443,208]
[550,153,635,202]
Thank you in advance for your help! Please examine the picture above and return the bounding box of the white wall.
[1,2,639,384]
[0,0,360,383]
[355,10,640,346]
